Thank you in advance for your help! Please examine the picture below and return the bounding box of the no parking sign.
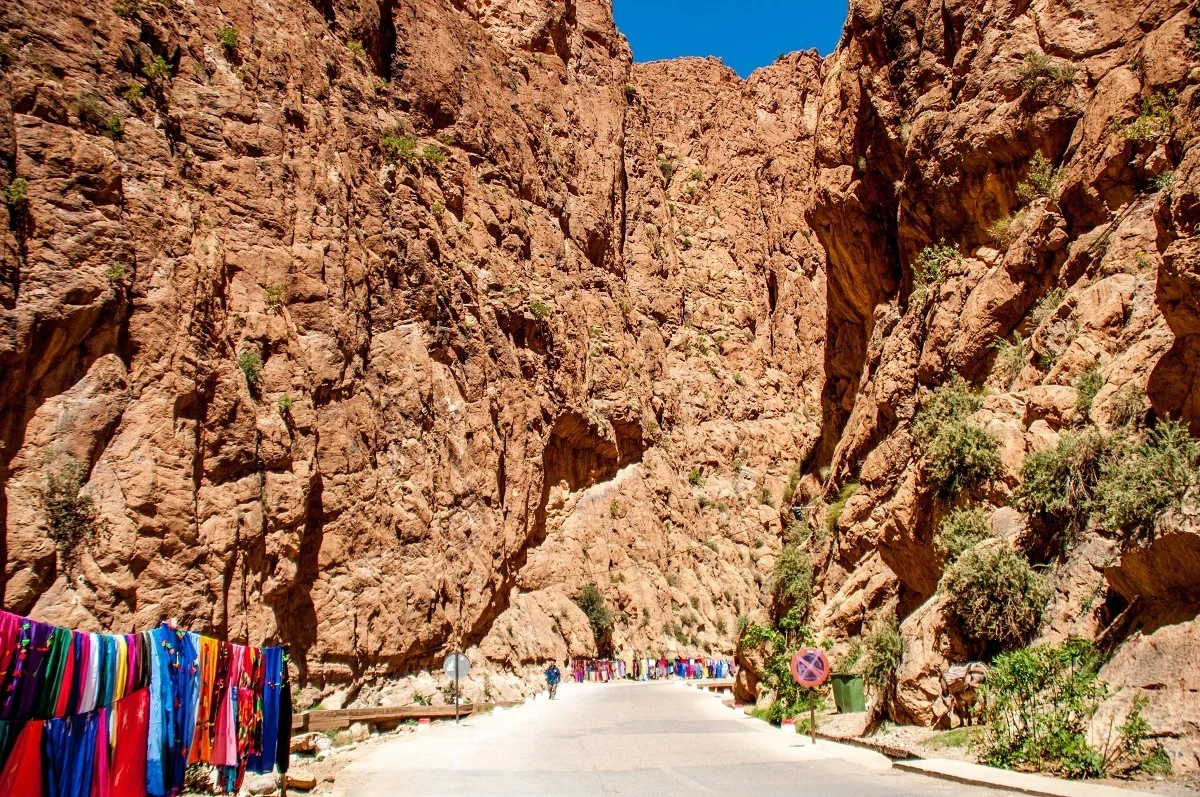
[790,648,830,688]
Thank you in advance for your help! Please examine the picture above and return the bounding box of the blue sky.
[612,0,849,78]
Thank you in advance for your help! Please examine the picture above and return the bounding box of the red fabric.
[0,719,44,797]
[54,640,76,718]
[109,689,148,797]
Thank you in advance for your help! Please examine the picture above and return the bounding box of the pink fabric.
[212,645,241,766]
[90,707,110,797]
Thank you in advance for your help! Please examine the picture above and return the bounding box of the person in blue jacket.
[545,661,562,699]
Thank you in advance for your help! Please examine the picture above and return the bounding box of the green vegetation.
[113,0,140,18]
[381,134,417,165]
[431,202,444,218]
[1093,420,1200,540]
[277,393,294,414]
[264,284,284,308]
[3,178,29,207]
[759,487,773,506]
[740,608,823,724]
[529,299,550,320]
[1115,91,1175,141]
[347,40,367,60]
[1152,171,1175,192]
[935,508,991,563]
[237,350,263,388]
[142,55,172,83]
[689,168,703,181]
[74,95,123,139]
[576,583,614,651]
[687,468,705,487]
[1018,51,1077,92]
[910,242,960,303]
[981,638,1167,778]
[1075,367,1103,416]
[859,612,904,698]
[1015,428,1109,529]
[987,212,1021,246]
[782,460,802,506]
[1029,288,1065,329]
[658,156,676,184]
[122,83,145,102]
[826,481,859,535]
[992,333,1030,385]
[940,543,1047,649]
[915,377,1001,498]
[1016,151,1063,204]
[1107,383,1144,427]
[422,144,445,166]
[45,456,99,571]
[105,262,128,284]
[624,84,636,101]
[770,544,813,615]
[218,26,239,51]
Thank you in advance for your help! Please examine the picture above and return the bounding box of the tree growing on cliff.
[44,456,100,572]
[940,542,1047,651]
[740,608,822,724]
[1093,419,1200,541]
[576,584,614,654]
[770,544,813,616]
[859,611,904,708]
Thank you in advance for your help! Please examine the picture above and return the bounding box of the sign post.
[790,648,830,745]
[442,652,471,724]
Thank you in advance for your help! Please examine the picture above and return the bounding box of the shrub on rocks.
[939,542,1046,649]
[915,376,1000,498]
[1014,428,1109,531]
[934,508,991,562]
[1093,420,1200,541]
[770,544,813,615]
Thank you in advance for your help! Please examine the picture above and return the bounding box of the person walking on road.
[545,661,562,699]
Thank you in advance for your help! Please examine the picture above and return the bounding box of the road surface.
[333,680,1007,796]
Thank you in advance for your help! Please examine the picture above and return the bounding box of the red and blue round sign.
[790,648,830,688]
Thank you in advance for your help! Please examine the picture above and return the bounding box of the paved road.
[333,681,1008,796]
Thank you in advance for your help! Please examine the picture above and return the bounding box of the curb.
[893,759,1154,797]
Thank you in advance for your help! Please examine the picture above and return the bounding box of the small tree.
[1093,420,1200,541]
[770,544,813,615]
[740,608,821,723]
[576,583,614,653]
[915,375,999,498]
[981,638,1165,778]
[44,456,99,571]
[859,612,904,709]
[940,542,1047,650]
[1014,429,1109,532]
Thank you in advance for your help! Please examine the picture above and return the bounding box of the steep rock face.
[3,0,1200,768]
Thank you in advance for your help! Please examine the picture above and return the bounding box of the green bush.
[740,608,823,723]
[940,543,1047,649]
[1093,420,1200,540]
[935,508,991,562]
[687,468,705,486]
[770,544,813,614]
[859,612,904,697]
[910,242,960,303]
[924,422,1001,498]
[826,481,859,534]
[759,487,773,506]
[981,638,1165,778]
[915,376,1000,497]
[1115,91,1175,141]
[529,299,551,320]
[576,583,614,650]
[1075,367,1103,416]
[987,210,1026,246]
[264,284,284,307]
[422,144,445,166]
[1014,429,1109,528]
[1018,51,1077,92]
[658,157,676,184]
[237,350,263,387]
[142,55,172,83]
[122,83,145,102]
[218,26,239,51]
[381,134,417,165]
[992,332,1030,385]
[112,0,139,17]
[105,262,128,284]
[277,393,294,413]
[624,84,637,101]
[3,178,29,207]
[1106,383,1144,427]
[1016,152,1063,204]
[45,457,99,571]
[347,40,367,60]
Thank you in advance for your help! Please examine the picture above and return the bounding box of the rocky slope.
[2,0,1199,772]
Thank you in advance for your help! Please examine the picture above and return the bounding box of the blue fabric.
[248,646,282,774]
[146,626,169,796]
[42,710,98,797]
[146,625,200,797]
[168,631,200,793]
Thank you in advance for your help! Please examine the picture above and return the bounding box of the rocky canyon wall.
[2,0,1199,767]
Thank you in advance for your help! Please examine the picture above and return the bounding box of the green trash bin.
[830,673,867,713]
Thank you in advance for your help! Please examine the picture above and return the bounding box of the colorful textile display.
[0,610,291,796]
